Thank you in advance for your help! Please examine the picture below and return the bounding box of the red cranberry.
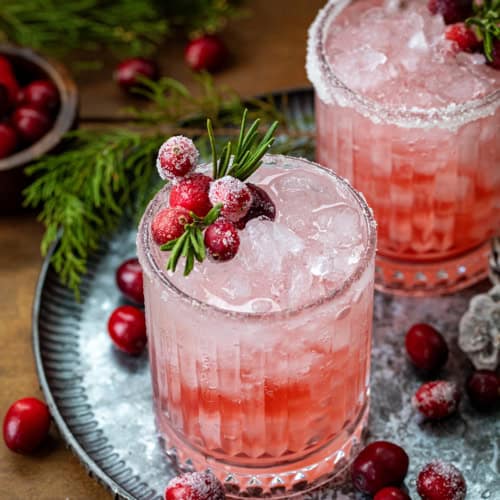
[19,79,60,114]
[0,55,20,106]
[405,323,448,372]
[151,207,192,246]
[235,183,276,229]
[466,370,500,411]
[351,441,409,495]
[204,219,240,262]
[114,57,159,92]
[157,136,199,180]
[374,487,411,500]
[427,0,473,24]
[107,305,147,355]
[445,23,480,53]
[208,176,253,222]
[184,35,228,72]
[12,105,52,144]
[116,258,144,304]
[3,397,51,454]
[165,470,225,500]
[0,123,18,159]
[169,174,213,218]
[412,380,461,420]
[416,461,466,500]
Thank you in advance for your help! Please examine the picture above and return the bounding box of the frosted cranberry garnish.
[157,136,199,180]
[208,176,253,222]
[417,461,466,500]
[165,470,225,500]
[351,441,409,494]
[169,173,213,217]
[412,380,461,419]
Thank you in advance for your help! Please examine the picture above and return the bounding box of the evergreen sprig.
[466,0,500,62]
[208,108,279,180]
[161,204,222,275]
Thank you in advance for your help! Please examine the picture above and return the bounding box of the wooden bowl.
[0,44,78,213]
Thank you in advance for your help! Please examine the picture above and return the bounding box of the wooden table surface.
[0,1,324,498]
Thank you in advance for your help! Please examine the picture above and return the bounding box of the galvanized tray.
[33,90,500,500]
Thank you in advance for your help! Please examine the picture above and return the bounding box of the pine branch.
[466,0,500,61]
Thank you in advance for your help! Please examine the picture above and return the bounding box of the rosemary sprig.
[208,108,279,180]
[466,0,500,62]
[161,204,222,275]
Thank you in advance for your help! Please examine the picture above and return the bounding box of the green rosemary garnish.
[162,204,222,275]
[466,0,500,62]
[208,108,279,180]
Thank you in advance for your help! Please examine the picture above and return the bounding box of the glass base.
[375,241,491,297]
[160,402,369,498]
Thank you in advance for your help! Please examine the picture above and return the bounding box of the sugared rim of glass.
[137,154,377,319]
[306,0,500,130]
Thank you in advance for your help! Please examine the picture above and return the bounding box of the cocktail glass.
[307,0,500,296]
[137,155,376,497]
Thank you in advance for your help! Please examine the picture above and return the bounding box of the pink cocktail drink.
[137,155,376,497]
[307,0,500,295]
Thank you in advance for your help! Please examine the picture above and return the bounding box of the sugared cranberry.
[3,397,51,454]
[116,258,144,304]
[466,370,500,411]
[114,57,159,92]
[204,219,240,262]
[427,0,473,24]
[165,470,225,500]
[185,35,228,72]
[405,323,449,372]
[209,176,253,222]
[107,305,147,355]
[170,173,213,217]
[489,40,500,70]
[151,207,192,246]
[445,23,480,53]
[351,441,409,495]
[157,136,199,180]
[12,106,52,144]
[374,487,411,500]
[0,55,20,106]
[235,183,276,229]
[0,123,18,159]
[19,80,60,114]
[417,461,466,500]
[412,380,461,420]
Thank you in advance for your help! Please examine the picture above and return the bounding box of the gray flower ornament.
[458,285,500,370]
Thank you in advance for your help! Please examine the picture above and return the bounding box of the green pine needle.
[466,0,500,62]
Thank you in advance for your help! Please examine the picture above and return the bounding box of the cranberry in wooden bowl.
[0,44,78,213]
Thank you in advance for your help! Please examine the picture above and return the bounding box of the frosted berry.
[116,258,144,304]
[489,39,500,70]
[165,470,225,500]
[19,80,60,114]
[204,219,240,262]
[466,370,500,411]
[151,207,192,246]
[445,23,480,53]
[185,35,228,72]
[170,174,213,217]
[405,323,448,372]
[235,183,276,229]
[416,461,466,500]
[157,136,199,180]
[114,57,159,92]
[374,487,411,500]
[351,441,409,494]
[209,176,253,222]
[107,305,147,355]
[412,380,460,419]
[3,397,51,454]
[428,0,473,24]
[0,123,18,158]
[12,105,52,144]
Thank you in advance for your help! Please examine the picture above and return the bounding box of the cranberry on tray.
[116,258,144,305]
[107,305,147,355]
[405,323,449,373]
[165,470,225,500]
[416,461,466,500]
